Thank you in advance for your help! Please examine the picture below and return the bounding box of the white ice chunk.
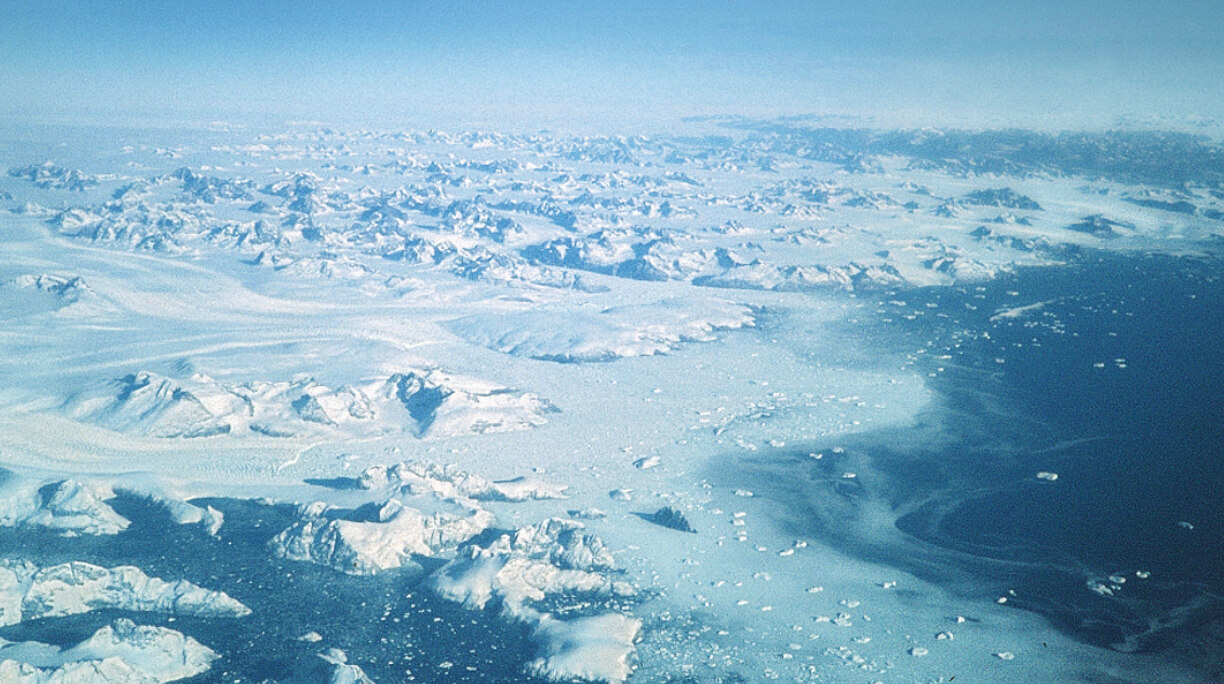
[317,648,376,684]
[632,456,661,470]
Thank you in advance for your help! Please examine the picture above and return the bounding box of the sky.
[2,1,1223,131]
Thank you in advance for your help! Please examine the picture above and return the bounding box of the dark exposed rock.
[648,506,696,534]
[1124,197,1197,214]
[961,187,1042,211]
[1066,215,1134,238]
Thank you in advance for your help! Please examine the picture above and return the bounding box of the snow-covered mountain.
[63,369,556,439]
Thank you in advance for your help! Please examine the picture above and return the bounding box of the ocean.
[731,248,1224,678]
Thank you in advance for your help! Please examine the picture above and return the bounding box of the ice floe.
[315,648,376,684]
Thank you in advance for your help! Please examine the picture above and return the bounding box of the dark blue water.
[892,253,1224,657]
[0,495,545,683]
[726,249,1224,678]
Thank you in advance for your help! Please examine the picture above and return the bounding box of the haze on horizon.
[2,1,1223,132]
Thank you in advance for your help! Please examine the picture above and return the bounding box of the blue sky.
[2,1,1222,130]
